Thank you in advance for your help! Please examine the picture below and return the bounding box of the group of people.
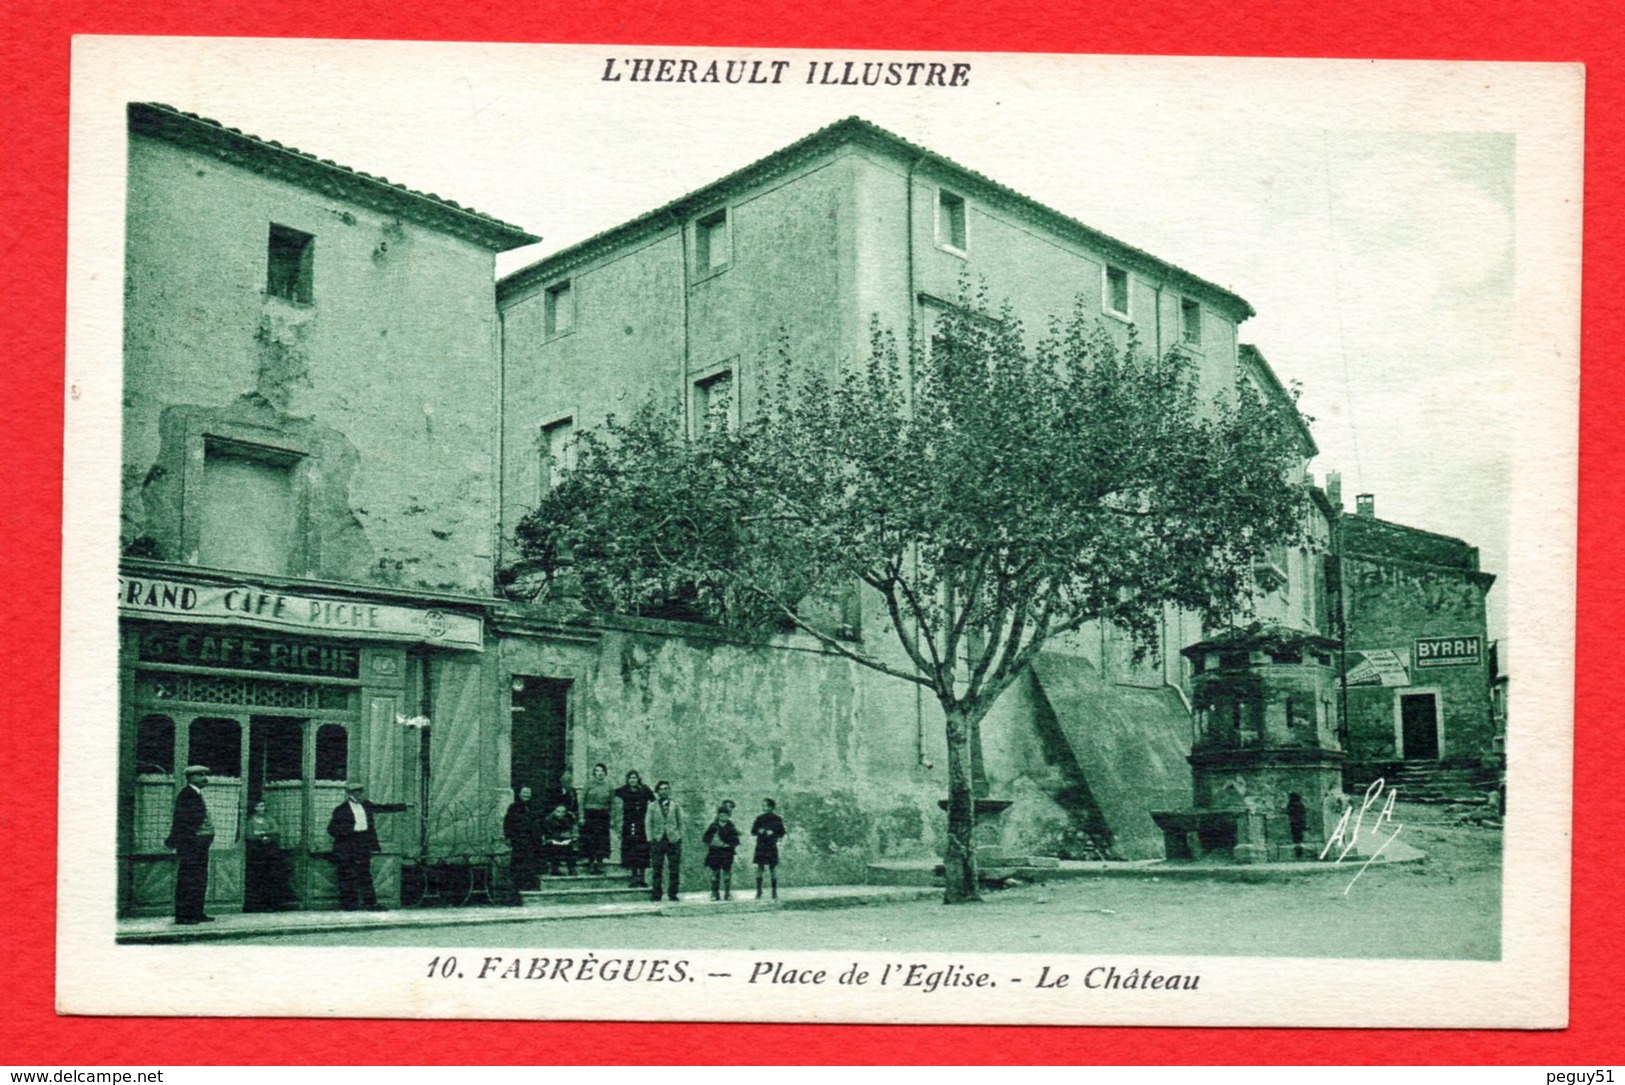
[167,766,414,924]
[168,760,788,925]
[505,765,788,903]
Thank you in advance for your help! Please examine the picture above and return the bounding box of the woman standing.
[580,762,614,875]
[614,769,655,888]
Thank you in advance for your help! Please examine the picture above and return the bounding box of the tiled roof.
[498,115,1254,320]
[128,102,539,252]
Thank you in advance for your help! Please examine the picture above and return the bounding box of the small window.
[1104,265,1130,318]
[693,369,735,435]
[266,224,314,303]
[696,210,730,274]
[540,417,574,494]
[544,281,574,337]
[937,189,967,252]
[1181,298,1202,346]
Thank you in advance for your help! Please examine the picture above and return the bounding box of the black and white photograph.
[59,37,1578,1026]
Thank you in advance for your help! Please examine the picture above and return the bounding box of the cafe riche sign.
[118,573,483,651]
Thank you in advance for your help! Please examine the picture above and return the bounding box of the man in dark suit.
[327,781,414,911]
[165,765,215,925]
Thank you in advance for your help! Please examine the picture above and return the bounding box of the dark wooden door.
[1400,693,1440,759]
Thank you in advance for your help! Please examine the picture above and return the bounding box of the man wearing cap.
[326,781,414,911]
[164,765,215,925]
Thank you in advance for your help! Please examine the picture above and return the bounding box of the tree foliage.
[512,288,1310,900]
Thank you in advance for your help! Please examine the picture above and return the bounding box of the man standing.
[644,780,684,902]
[327,781,414,911]
[165,765,215,925]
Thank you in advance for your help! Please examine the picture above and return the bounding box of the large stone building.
[491,118,1324,881]
[116,103,537,916]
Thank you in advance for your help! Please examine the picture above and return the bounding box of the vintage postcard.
[58,37,1579,1026]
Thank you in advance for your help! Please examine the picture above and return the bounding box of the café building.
[117,565,488,915]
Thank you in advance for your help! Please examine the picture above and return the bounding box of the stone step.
[525,873,641,891]
[518,885,654,907]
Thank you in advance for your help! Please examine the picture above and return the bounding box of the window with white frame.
[695,209,731,274]
[937,189,968,253]
[1104,265,1130,319]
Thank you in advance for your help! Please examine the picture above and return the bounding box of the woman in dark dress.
[244,799,296,912]
[614,769,654,888]
[580,762,614,876]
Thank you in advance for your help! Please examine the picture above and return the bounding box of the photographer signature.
[1320,778,1403,895]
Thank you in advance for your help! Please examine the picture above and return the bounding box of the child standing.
[751,798,787,900]
[702,804,742,900]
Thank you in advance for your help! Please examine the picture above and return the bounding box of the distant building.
[117,103,537,916]
[1331,486,1499,770]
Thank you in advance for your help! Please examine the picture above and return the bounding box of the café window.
[134,714,175,776]
[262,718,304,784]
[315,724,349,782]
[196,438,301,576]
[188,717,242,776]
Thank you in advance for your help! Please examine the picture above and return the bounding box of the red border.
[3,0,1618,1065]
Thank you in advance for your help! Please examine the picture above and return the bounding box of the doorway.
[510,676,571,798]
[1399,693,1440,760]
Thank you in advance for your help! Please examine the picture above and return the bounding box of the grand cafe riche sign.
[118,574,484,651]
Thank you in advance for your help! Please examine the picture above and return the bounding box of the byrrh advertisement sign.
[118,574,484,651]
[1414,634,1483,668]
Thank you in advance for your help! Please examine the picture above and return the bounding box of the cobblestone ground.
[264,809,1501,959]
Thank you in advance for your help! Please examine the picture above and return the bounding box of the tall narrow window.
[540,418,574,495]
[135,715,176,776]
[197,439,300,576]
[544,280,574,337]
[694,369,735,434]
[695,209,730,274]
[315,724,349,782]
[1104,265,1130,318]
[937,189,967,252]
[266,224,315,303]
[1181,298,1202,345]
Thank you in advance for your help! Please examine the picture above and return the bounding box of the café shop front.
[116,565,487,917]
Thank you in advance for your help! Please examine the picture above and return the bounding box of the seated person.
[540,803,578,876]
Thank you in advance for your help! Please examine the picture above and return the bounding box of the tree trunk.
[942,707,980,903]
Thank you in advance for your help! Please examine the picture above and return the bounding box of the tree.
[513,289,1310,902]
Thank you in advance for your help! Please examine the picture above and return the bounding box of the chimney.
[1355,493,1375,518]
[1326,471,1343,512]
